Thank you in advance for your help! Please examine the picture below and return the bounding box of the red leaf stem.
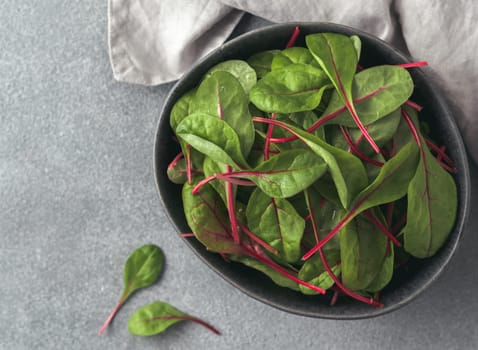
[225,165,240,244]
[186,144,193,184]
[340,126,384,167]
[286,26,300,48]
[238,223,278,255]
[397,61,428,69]
[98,301,124,335]
[405,100,423,112]
[363,210,401,247]
[318,248,382,307]
[264,113,277,160]
[181,232,195,238]
[167,151,184,171]
[424,138,455,167]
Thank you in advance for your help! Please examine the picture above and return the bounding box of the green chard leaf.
[98,244,164,335]
[365,241,394,293]
[182,181,244,255]
[229,255,300,291]
[271,47,320,70]
[176,113,249,169]
[247,50,282,78]
[128,301,219,336]
[250,63,332,113]
[170,89,195,130]
[246,188,305,263]
[206,59,257,93]
[237,149,328,198]
[298,250,341,295]
[340,213,389,291]
[320,65,413,127]
[190,71,255,157]
[402,119,458,258]
[256,119,368,208]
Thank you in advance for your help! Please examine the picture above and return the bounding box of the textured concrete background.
[1,1,478,349]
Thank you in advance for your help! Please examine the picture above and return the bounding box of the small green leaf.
[250,63,331,113]
[170,89,195,130]
[128,301,219,336]
[206,59,257,93]
[190,71,255,157]
[247,50,282,78]
[167,157,188,185]
[298,250,341,295]
[350,35,362,60]
[246,188,305,263]
[340,214,388,291]
[229,255,300,291]
[182,180,244,255]
[176,113,249,169]
[98,244,164,335]
[121,244,165,302]
[402,120,458,258]
[271,47,320,70]
[242,149,328,198]
[365,242,394,293]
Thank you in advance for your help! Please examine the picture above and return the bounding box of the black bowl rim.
[153,22,471,319]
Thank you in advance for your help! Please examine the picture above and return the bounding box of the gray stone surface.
[1,1,477,349]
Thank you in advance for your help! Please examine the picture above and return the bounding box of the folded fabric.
[108,0,478,163]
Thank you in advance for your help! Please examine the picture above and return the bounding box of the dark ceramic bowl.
[154,23,470,319]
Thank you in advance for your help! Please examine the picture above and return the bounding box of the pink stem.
[363,211,401,247]
[286,26,300,48]
[264,113,277,160]
[340,126,384,167]
[98,301,123,335]
[186,145,192,184]
[167,152,184,171]
[318,248,382,307]
[397,61,428,69]
[225,165,240,244]
[239,223,278,255]
[405,100,423,111]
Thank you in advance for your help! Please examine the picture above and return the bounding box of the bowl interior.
[154,23,470,319]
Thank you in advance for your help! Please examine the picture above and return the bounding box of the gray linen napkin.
[108,0,478,163]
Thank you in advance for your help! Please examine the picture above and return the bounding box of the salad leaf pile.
[167,30,457,306]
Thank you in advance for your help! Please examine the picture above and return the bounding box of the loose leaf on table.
[247,50,282,78]
[230,149,327,198]
[271,47,320,70]
[254,118,368,209]
[340,213,389,291]
[206,59,257,93]
[320,66,413,127]
[306,32,379,152]
[182,180,244,255]
[402,117,458,258]
[249,63,332,113]
[190,71,255,157]
[302,142,420,259]
[128,301,220,336]
[246,188,305,263]
[98,244,164,335]
[176,113,249,169]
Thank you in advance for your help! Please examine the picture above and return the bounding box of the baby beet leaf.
[402,113,458,258]
[365,241,394,293]
[191,71,255,157]
[246,188,305,263]
[128,301,220,336]
[206,60,257,93]
[182,180,245,255]
[350,35,362,60]
[253,117,368,209]
[176,113,249,169]
[340,214,388,291]
[247,50,282,78]
[302,142,419,260]
[227,149,328,198]
[271,47,321,70]
[98,244,164,335]
[321,66,413,127]
[170,89,195,130]
[229,254,300,291]
[298,250,341,295]
[249,63,332,113]
[306,33,379,153]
